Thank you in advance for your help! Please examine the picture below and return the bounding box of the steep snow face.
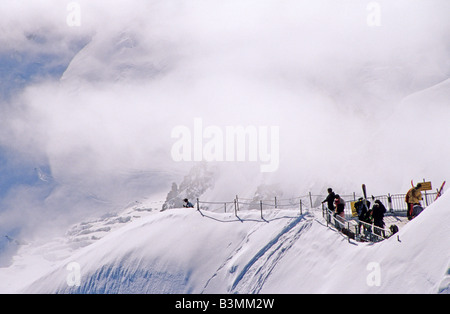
[3,192,448,294]
[263,193,450,294]
[18,208,308,294]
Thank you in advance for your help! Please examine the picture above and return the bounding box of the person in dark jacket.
[372,200,386,237]
[355,197,371,222]
[355,197,372,235]
[334,194,346,218]
[333,194,346,230]
[321,188,336,211]
[183,198,194,208]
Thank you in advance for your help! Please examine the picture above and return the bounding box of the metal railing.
[197,196,306,221]
[322,205,395,243]
[184,188,442,243]
[194,189,438,216]
[336,192,438,218]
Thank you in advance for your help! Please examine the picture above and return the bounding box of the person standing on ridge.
[183,198,194,208]
[372,200,387,237]
[334,194,346,230]
[322,188,336,212]
[355,197,371,233]
[406,183,423,220]
[334,194,346,218]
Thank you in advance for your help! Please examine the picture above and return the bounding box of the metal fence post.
[309,192,313,208]
[323,204,328,227]
[260,200,263,220]
[197,198,203,216]
[423,179,429,207]
[347,222,350,243]
[387,193,393,212]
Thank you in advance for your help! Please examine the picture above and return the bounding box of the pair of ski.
[434,181,446,201]
[361,184,369,210]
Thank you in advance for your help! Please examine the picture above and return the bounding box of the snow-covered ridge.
[1,192,448,294]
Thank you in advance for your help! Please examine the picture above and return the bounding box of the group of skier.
[322,183,427,238]
[354,197,387,237]
[322,187,388,237]
[183,184,428,231]
[322,188,344,218]
[321,188,351,230]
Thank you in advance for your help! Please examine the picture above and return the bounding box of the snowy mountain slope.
[16,208,307,294]
[2,192,448,294]
[0,199,163,293]
[262,193,450,294]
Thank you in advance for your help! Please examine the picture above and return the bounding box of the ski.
[435,181,446,201]
[362,184,369,210]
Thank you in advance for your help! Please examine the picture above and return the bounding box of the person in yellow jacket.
[406,183,423,220]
